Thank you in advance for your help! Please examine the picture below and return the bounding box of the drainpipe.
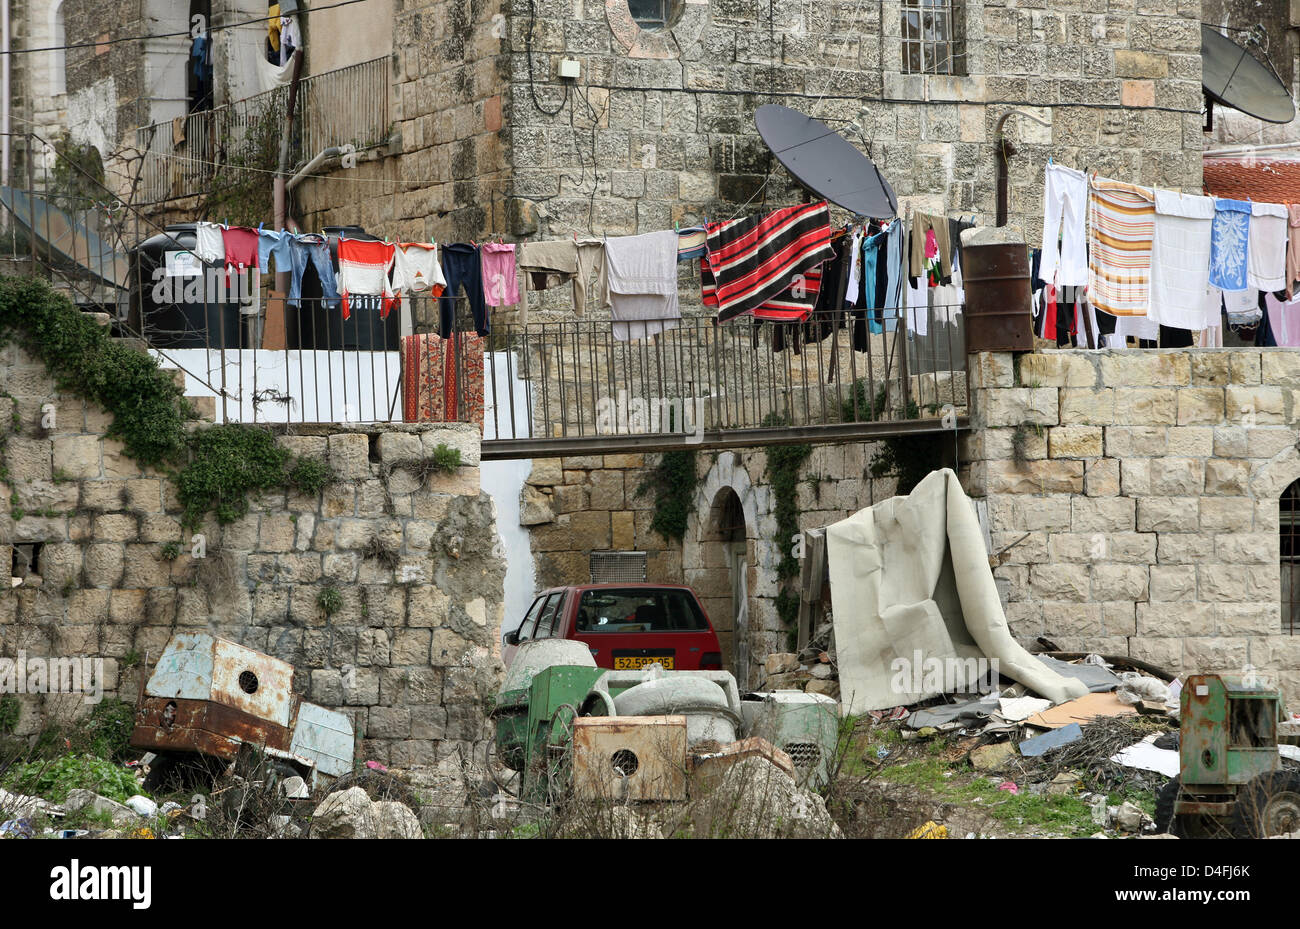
[1204,141,1300,158]
[994,109,1053,227]
[266,48,303,350]
[2,0,11,195]
[286,145,343,191]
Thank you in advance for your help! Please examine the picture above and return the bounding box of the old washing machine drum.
[612,677,741,748]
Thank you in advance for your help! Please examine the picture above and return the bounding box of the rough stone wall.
[294,0,512,245]
[0,340,507,766]
[506,0,1204,265]
[522,442,906,684]
[963,348,1300,704]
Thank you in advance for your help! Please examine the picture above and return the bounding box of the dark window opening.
[1229,698,1275,748]
[1282,479,1300,632]
[900,0,966,76]
[576,588,708,633]
[11,543,43,581]
[628,0,680,33]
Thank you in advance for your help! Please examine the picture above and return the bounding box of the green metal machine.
[1156,673,1300,837]
[492,661,606,801]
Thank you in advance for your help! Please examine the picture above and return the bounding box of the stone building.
[7,0,1300,703]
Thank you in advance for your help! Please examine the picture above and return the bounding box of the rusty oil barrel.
[960,230,1034,353]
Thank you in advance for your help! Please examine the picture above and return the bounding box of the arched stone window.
[49,1,67,96]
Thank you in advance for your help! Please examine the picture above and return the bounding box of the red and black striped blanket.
[701,201,834,323]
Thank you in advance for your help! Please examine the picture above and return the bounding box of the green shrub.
[2,753,143,803]
[175,424,292,528]
[430,443,462,474]
[288,456,333,496]
[317,586,343,617]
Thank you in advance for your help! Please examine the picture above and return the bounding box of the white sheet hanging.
[1148,189,1214,330]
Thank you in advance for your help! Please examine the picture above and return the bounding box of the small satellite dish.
[1201,24,1295,125]
[756,105,898,219]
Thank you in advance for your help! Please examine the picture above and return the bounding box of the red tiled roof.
[1203,157,1300,204]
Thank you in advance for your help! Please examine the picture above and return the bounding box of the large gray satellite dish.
[1202,24,1295,124]
[756,105,898,219]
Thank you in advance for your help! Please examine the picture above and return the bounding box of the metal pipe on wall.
[2,0,11,195]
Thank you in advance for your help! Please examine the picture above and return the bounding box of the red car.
[502,584,723,672]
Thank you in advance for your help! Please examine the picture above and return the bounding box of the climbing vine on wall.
[635,449,699,543]
[763,413,812,643]
[0,276,332,530]
[204,99,287,226]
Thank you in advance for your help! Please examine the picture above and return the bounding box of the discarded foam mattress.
[826,469,1089,714]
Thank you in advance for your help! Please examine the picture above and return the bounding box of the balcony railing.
[133,57,390,204]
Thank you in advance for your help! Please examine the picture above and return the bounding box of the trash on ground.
[998,696,1052,722]
[1024,692,1137,729]
[1110,735,1180,777]
[906,820,948,839]
[1019,723,1085,757]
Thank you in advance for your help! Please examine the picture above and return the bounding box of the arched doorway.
[699,487,749,686]
[684,452,766,689]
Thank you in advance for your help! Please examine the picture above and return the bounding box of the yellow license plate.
[614,656,674,670]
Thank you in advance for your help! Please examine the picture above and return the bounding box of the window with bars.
[1283,480,1300,632]
[900,0,967,76]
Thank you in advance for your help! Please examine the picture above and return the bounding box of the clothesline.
[1039,161,1300,348]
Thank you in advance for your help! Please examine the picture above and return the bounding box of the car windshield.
[575,589,708,633]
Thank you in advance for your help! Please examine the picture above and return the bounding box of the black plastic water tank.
[289,225,401,351]
[131,223,245,349]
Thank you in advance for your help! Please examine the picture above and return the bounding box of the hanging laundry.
[603,230,681,341]
[844,226,864,308]
[194,221,225,264]
[1039,163,1088,287]
[337,237,395,320]
[860,228,884,338]
[279,15,300,66]
[1148,189,1214,331]
[518,240,577,296]
[1265,291,1300,348]
[222,226,259,274]
[1223,287,1262,327]
[289,234,339,309]
[905,273,928,337]
[1209,198,1252,292]
[391,243,447,297]
[1247,202,1288,292]
[258,228,293,275]
[438,243,490,336]
[909,212,951,286]
[478,242,519,307]
[702,201,834,324]
[516,238,604,316]
[677,226,707,262]
[1087,176,1154,317]
[401,332,485,431]
[1288,206,1300,297]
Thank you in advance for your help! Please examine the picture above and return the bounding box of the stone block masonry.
[0,341,506,766]
[963,348,1300,705]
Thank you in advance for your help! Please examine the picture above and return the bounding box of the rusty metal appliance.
[1156,673,1300,837]
[571,716,688,802]
[960,229,1034,353]
[131,633,354,785]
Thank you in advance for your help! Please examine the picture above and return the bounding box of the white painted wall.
[480,351,536,636]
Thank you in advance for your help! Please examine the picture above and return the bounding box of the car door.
[502,594,547,668]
